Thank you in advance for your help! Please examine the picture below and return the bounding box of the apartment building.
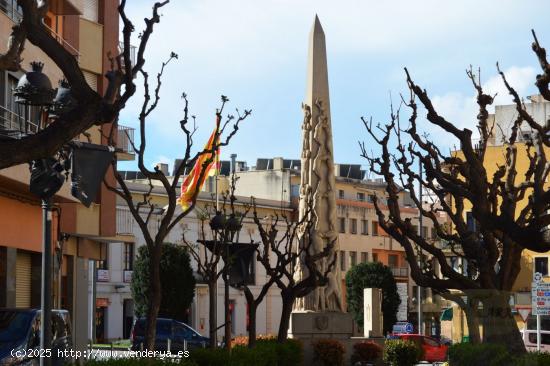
[0,0,131,351]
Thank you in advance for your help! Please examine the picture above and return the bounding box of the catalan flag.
[178,117,221,210]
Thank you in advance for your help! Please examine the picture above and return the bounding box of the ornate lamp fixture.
[49,79,76,118]
[14,62,55,106]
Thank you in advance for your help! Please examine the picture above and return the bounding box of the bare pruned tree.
[360,30,550,353]
[252,196,336,343]
[0,0,169,168]
[104,50,251,348]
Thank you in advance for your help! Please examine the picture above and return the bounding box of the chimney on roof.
[155,163,169,176]
[230,154,237,173]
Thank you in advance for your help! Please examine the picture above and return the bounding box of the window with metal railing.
[0,73,40,134]
[0,0,22,22]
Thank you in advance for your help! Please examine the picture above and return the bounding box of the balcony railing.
[0,105,39,135]
[43,23,80,59]
[116,208,134,235]
[390,267,409,277]
[117,125,135,155]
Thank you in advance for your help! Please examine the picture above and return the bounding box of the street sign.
[532,282,550,315]
[518,308,531,322]
[392,322,414,334]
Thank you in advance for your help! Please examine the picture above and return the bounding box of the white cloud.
[425,66,536,144]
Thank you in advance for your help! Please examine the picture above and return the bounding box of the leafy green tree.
[345,262,400,333]
[132,243,196,322]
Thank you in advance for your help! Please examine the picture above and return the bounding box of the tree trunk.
[480,293,525,353]
[144,247,162,350]
[463,298,481,344]
[208,280,218,348]
[248,302,257,348]
[278,293,294,343]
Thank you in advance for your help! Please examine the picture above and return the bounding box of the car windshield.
[0,311,33,342]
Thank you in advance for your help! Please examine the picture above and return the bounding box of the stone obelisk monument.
[288,15,353,345]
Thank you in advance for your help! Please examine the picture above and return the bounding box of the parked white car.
[521,329,550,352]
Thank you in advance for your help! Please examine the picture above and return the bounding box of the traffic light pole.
[40,199,52,366]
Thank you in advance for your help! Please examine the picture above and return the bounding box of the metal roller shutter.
[16,252,31,308]
[83,71,98,92]
[82,0,98,23]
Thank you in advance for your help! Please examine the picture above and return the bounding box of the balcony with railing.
[43,22,80,59]
[116,124,135,161]
[0,105,39,138]
[0,0,22,22]
[390,266,409,278]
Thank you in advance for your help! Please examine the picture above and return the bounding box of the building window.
[361,220,368,235]
[350,251,357,267]
[124,243,134,271]
[350,218,357,234]
[372,221,379,236]
[388,254,398,268]
[372,253,378,262]
[96,244,108,270]
[338,217,346,233]
[421,226,428,239]
[357,192,365,201]
[361,252,368,263]
[338,190,345,199]
[535,257,549,276]
[340,251,346,271]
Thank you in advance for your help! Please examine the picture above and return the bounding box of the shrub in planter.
[383,339,421,366]
[350,341,383,365]
[514,351,550,366]
[275,338,303,366]
[312,339,346,366]
[448,343,512,366]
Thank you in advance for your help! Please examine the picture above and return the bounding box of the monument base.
[288,311,354,366]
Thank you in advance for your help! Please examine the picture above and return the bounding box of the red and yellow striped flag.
[178,117,221,210]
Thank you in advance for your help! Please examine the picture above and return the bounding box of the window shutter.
[16,252,31,308]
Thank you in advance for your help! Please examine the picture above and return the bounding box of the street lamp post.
[199,210,257,350]
[14,62,114,366]
[14,62,59,366]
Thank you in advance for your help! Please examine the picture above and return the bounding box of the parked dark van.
[131,318,208,351]
[0,309,72,366]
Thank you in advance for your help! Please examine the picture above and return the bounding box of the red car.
[394,334,448,362]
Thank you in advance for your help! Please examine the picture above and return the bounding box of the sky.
[118,0,549,175]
